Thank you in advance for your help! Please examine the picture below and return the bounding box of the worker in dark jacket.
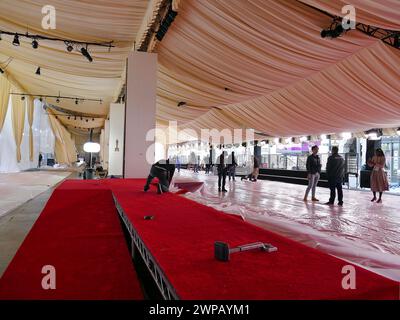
[144,159,176,194]
[217,151,228,192]
[325,146,345,206]
[227,151,238,181]
[304,145,321,201]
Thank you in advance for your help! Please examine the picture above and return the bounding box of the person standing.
[227,151,238,181]
[368,148,389,203]
[176,156,181,173]
[217,151,228,192]
[204,155,210,174]
[38,153,43,168]
[303,145,321,201]
[325,146,345,206]
[241,155,260,182]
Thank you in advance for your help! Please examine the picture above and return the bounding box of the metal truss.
[112,193,179,300]
[302,1,400,50]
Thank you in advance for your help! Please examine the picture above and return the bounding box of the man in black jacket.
[217,151,228,192]
[325,146,345,206]
[144,159,176,194]
[304,145,322,201]
[227,151,238,181]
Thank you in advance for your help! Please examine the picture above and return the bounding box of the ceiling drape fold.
[47,109,77,165]
[11,91,26,162]
[27,97,34,161]
[0,75,11,134]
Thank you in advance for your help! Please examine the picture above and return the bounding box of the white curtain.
[0,99,55,172]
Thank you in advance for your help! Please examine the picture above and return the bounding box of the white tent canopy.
[1,0,399,140]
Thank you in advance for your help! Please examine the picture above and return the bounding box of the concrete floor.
[0,171,78,277]
[0,189,53,276]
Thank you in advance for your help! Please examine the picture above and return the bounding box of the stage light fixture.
[397,127,400,135]
[12,34,20,46]
[32,39,39,49]
[156,8,178,42]
[80,47,93,62]
[56,98,60,103]
[35,67,41,75]
[0,68,4,74]
[394,34,400,48]
[177,101,187,107]
[75,99,79,105]
[21,96,25,101]
[83,142,100,153]
[321,23,345,39]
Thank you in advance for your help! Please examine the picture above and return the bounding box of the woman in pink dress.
[367,148,389,203]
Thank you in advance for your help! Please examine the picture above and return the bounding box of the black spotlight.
[13,34,20,46]
[39,97,43,102]
[80,47,93,62]
[65,42,74,52]
[35,67,41,75]
[67,116,70,120]
[21,96,25,101]
[177,101,187,107]
[56,98,60,103]
[321,23,345,39]
[32,39,39,49]
[0,68,4,74]
[394,34,400,48]
[75,99,79,105]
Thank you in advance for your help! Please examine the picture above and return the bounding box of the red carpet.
[0,188,143,300]
[59,179,399,299]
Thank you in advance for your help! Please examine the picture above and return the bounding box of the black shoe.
[222,189,228,192]
[157,184,163,194]
[338,202,343,206]
[325,202,334,205]
[144,185,149,192]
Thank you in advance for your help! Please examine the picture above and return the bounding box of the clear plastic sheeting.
[179,171,400,281]
[0,99,55,172]
[0,171,70,217]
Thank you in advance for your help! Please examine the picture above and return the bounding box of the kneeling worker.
[144,159,176,194]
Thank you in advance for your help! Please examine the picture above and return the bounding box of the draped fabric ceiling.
[156,0,400,139]
[0,0,150,134]
[1,0,400,143]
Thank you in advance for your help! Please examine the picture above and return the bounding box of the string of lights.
[0,29,114,62]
